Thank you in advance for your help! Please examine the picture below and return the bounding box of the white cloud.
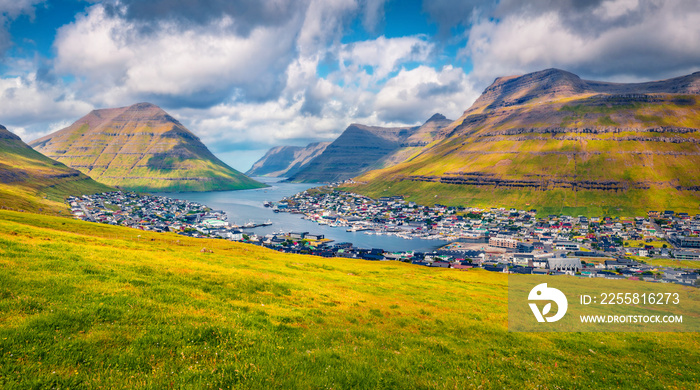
[0,0,44,18]
[297,0,358,56]
[0,73,93,133]
[338,35,434,84]
[594,0,640,20]
[374,65,478,122]
[464,0,700,81]
[54,3,302,105]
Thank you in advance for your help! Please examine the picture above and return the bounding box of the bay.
[156,177,449,252]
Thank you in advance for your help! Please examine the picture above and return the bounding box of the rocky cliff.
[349,69,700,216]
[246,141,330,177]
[0,124,113,214]
[30,103,265,192]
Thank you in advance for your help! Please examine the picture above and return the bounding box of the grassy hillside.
[348,71,700,217]
[0,127,113,215]
[30,103,265,192]
[1,210,699,388]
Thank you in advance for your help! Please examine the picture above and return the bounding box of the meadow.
[1,210,699,389]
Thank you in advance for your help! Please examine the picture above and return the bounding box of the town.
[69,190,699,286]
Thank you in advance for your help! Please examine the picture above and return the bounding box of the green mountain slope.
[0,124,113,214]
[349,69,700,216]
[29,103,265,192]
[1,209,698,388]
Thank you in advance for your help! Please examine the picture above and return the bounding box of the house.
[511,266,534,274]
[513,253,535,265]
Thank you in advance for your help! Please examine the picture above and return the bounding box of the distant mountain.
[30,103,265,192]
[0,124,113,214]
[246,141,331,177]
[349,69,700,216]
[288,114,452,183]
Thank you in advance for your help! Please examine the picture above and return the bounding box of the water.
[155,177,449,252]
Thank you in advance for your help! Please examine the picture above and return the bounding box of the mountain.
[348,69,700,216]
[0,124,113,214]
[30,103,265,192]
[288,114,452,183]
[246,141,331,177]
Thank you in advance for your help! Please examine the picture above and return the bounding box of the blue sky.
[1,0,699,170]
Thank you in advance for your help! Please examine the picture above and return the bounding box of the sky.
[1,0,699,171]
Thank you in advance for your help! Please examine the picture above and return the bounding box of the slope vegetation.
[1,210,699,388]
[350,69,700,216]
[0,125,112,214]
[30,103,265,192]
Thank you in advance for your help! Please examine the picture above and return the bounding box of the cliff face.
[30,103,265,192]
[350,69,700,215]
[0,124,113,214]
[287,114,452,183]
[246,141,330,178]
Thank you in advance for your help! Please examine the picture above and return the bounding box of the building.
[289,232,308,240]
[554,241,579,251]
[678,237,700,249]
[517,242,534,253]
[675,251,700,261]
[513,253,535,265]
[547,258,582,274]
[489,236,518,249]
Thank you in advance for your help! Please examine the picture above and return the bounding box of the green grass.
[345,180,700,217]
[0,210,699,388]
[624,240,670,249]
[641,258,700,269]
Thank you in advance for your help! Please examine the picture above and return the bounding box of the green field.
[1,210,699,388]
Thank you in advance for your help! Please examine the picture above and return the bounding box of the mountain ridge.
[246,141,331,177]
[288,114,452,183]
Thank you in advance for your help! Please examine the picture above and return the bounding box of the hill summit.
[30,103,264,192]
[350,69,700,216]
